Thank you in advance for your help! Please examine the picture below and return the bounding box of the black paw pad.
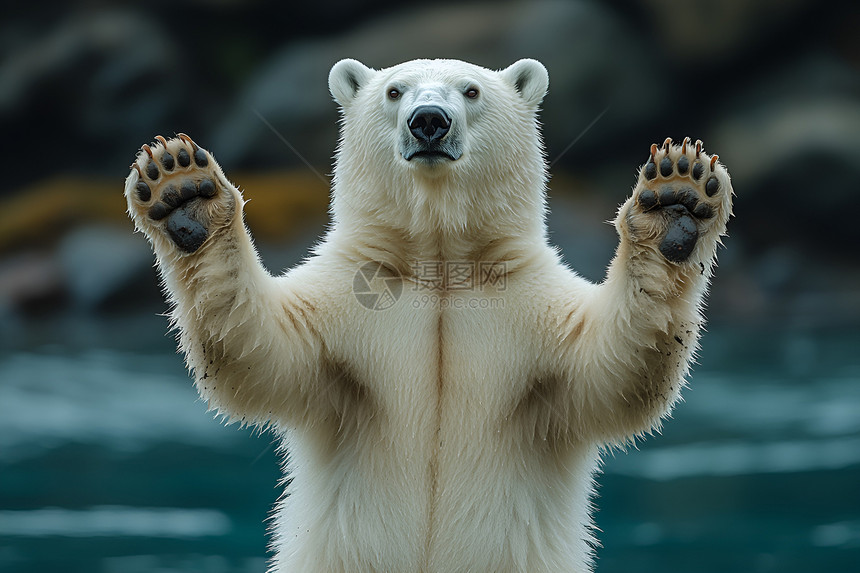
[659,157,673,177]
[160,185,183,209]
[177,148,191,167]
[148,202,170,221]
[166,207,208,253]
[135,181,151,202]
[194,149,209,167]
[146,161,159,180]
[180,180,197,201]
[657,186,675,206]
[692,161,704,181]
[676,187,699,213]
[199,179,216,198]
[643,161,657,180]
[705,175,720,197]
[659,205,698,263]
[677,155,689,175]
[161,153,175,171]
[638,189,658,211]
[692,203,714,219]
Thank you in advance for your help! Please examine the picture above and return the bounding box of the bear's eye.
[465,87,479,99]
[387,88,401,100]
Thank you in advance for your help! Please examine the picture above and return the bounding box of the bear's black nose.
[408,106,451,143]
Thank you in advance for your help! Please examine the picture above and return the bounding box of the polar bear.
[124,58,732,572]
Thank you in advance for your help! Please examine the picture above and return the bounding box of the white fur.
[124,59,732,572]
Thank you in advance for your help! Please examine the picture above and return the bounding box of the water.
[1,317,858,572]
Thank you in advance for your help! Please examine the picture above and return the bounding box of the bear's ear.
[500,59,549,108]
[329,59,374,106]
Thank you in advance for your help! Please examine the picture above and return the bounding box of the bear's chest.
[333,282,545,434]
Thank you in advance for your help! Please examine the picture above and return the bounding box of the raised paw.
[124,134,236,254]
[627,137,732,263]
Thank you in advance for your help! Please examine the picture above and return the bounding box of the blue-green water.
[1,317,859,572]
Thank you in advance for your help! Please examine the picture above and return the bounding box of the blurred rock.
[0,252,67,319]
[0,10,188,191]
[639,0,811,63]
[209,0,664,171]
[0,177,132,255]
[57,225,154,311]
[709,53,860,258]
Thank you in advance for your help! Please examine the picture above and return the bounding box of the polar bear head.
[328,58,549,237]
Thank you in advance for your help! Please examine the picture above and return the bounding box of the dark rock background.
[1,0,858,326]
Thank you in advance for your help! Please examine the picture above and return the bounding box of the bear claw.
[177,132,196,147]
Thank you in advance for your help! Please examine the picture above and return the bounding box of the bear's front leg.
[607,137,732,437]
[556,138,733,445]
[124,135,326,428]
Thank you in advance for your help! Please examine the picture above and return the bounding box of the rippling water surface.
[1,317,858,572]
